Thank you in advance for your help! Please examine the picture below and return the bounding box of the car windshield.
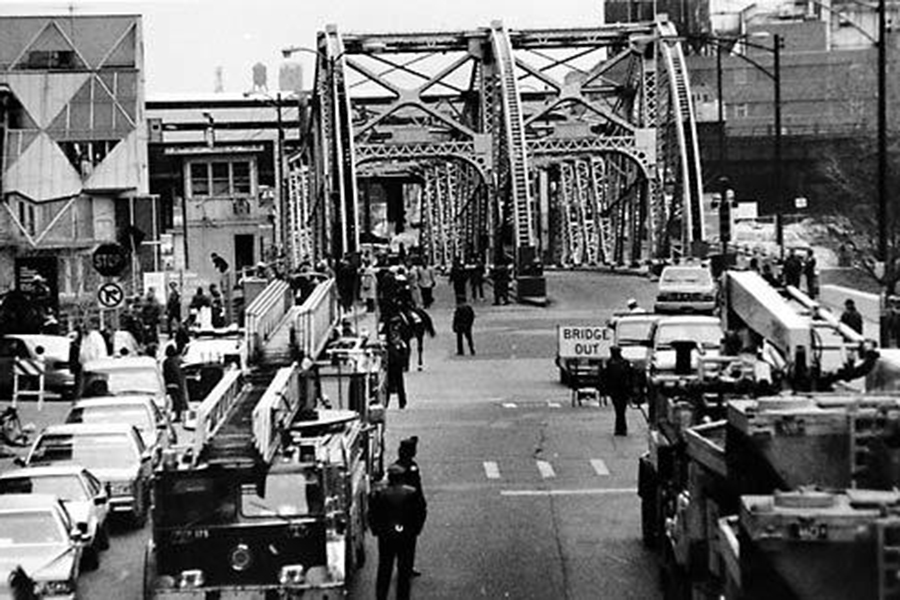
[661,268,712,287]
[242,469,323,518]
[0,476,88,502]
[31,433,139,470]
[67,405,152,432]
[616,320,655,344]
[655,323,722,349]
[0,511,65,545]
[84,369,162,396]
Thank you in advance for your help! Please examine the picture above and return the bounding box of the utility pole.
[773,34,784,262]
[878,0,891,346]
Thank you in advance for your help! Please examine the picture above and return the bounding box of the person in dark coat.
[452,300,476,356]
[189,287,210,311]
[491,262,511,305]
[392,437,426,578]
[209,284,225,328]
[448,257,468,303]
[840,298,864,334]
[68,328,83,399]
[165,282,181,335]
[782,251,803,288]
[141,288,161,346]
[386,319,409,409]
[162,344,188,422]
[603,346,634,436]
[803,249,818,298]
[469,259,485,301]
[369,463,427,600]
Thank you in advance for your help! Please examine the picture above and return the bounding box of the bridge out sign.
[557,325,613,359]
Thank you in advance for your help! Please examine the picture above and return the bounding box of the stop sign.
[92,243,129,277]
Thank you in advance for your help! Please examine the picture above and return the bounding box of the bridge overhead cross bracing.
[304,18,705,267]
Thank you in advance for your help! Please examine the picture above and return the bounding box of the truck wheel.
[641,492,658,549]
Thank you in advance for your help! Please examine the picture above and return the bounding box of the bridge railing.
[245,279,293,360]
[294,278,340,360]
[191,368,244,466]
[252,363,301,463]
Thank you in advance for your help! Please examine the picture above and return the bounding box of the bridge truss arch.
[300,18,705,267]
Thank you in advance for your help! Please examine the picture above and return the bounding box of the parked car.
[0,465,109,571]
[23,423,154,527]
[0,334,74,400]
[647,315,725,375]
[654,265,717,314]
[0,493,85,599]
[79,356,168,412]
[65,396,177,455]
[609,313,661,400]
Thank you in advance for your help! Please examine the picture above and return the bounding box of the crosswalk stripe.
[483,461,501,479]
[536,460,555,478]
[502,402,517,408]
[591,459,610,476]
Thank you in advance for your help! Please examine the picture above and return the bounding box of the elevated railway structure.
[291,17,706,284]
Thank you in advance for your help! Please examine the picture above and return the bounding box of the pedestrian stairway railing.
[252,363,303,463]
[245,279,293,361]
[293,278,340,360]
[191,368,244,467]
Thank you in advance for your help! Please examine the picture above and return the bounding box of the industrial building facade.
[0,14,149,318]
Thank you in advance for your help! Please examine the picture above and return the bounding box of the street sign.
[557,325,613,360]
[92,243,128,277]
[97,282,125,309]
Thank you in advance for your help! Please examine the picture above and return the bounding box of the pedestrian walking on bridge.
[452,300,476,356]
[391,436,426,578]
[604,346,634,436]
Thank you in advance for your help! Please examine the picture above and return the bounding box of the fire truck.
[144,277,387,599]
[637,270,900,599]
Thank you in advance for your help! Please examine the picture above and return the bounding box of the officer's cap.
[387,463,406,482]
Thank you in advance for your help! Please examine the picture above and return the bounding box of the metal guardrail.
[244,279,293,360]
[293,278,340,360]
[191,368,243,466]
[252,363,301,463]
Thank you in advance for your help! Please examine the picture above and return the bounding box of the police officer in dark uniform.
[369,463,427,600]
[392,437,426,578]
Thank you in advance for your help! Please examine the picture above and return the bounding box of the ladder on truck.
[190,364,306,468]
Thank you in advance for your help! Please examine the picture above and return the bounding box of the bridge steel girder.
[307,18,705,265]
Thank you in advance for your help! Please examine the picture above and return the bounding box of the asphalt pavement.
[1,269,662,599]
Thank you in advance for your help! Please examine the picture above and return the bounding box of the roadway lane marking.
[547,401,561,408]
[483,461,501,479]
[591,459,610,476]
[501,488,637,497]
[502,402,518,408]
[536,460,556,478]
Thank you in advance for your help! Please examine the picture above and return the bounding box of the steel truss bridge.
[288,17,705,272]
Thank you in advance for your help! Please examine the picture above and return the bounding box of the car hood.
[653,348,721,371]
[621,346,650,364]
[61,501,91,525]
[85,466,140,483]
[0,545,77,581]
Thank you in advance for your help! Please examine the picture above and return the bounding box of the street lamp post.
[773,33,784,261]
[706,33,783,259]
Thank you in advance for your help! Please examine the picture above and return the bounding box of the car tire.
[96,523,110,551]
[131,485,148,529]
[82,545,100,572]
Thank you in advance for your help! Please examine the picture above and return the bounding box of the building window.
[732,104,749,118]
[190,163,210,196]
[212,163,230,196]
[187,160,254,198]
[17,200,36,237]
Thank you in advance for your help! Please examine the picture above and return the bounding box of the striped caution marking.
[14,358,45,377]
